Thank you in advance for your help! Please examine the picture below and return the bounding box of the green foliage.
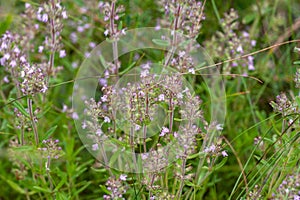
[0,0,300,199]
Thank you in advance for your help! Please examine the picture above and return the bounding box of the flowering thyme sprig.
[36,0,67,77]
[205,8,257,75]
[99,0,126,77]
[103,175,128,199]
[38,138,63,191]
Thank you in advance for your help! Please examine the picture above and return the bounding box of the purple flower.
[104,29,109,36]
[221,151,228,157]
[9,60,17,67]
[38,46,44,53]
[72,112,79,120]
[62,11,68,19]
[104,116,111,123]
[101,95,108,102]
[160,127,169,136]
[158,94,165,101]
[59,50,66,58]
[140,69,149,78]
[82,121,87,129]
[96,129,102,136]
[119,174,127,181]
[92,143,99,151]
[251,40,256,47]
[3,76,9,83]
[236,45,243,53]
[216,124,223,131]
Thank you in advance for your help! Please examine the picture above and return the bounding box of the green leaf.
[174,118,183,122]
[242,13,256,24]
[185,180,202,188]
[6,180,26,194]
[37,103,52,118]
[91,167,107,173]
[295,96,300,108]
[41,125,58,141]
[152,39,170,47]
[54,173,67,192]
[10,98,30,118]
[56,192,69,200]
[293,61,300,65]
[73,181,92,196]
[100,185,111,194]
[32,186,51,193]
[12,145,34,152]
[0,15,13,35]
[109,149,121,166]
[119,62,136,75]
[213,157,228,171]
[118,20,123,31]
[187,151,205,160]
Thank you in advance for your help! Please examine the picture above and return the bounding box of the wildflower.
[89,42,96,48]
[237,45,243,53]
[221,151,228,157]
[96,129,102,136]
[59,50,66,58]
[99,78,107,86]
[62,104,68,112]
[141,153,148,160]
[3,76,9,83]
[104,116,111,123]
[25,3,31,9]
[38,46,44,53]
[62,11,68,19]
[72,112,79,120]
[160,127,169,137]
[188,68,195,74]
[20,56,26,63]
[77,26,84,33]
[135,124,141,131]
[41,14,48,22]
[81,121,87,130]
[9,60,17,67]
[70,32,78,43]
[20,64,48,95]
[140,69,149,78]
[177,92,183,99]
[120,174,127,181]
[101,95,108,102]
[92,143,99,151]
[158,94,165,101]
[104,29,109,36]
[216,124,223,131]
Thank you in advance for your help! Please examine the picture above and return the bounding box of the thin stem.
[10,68,22,98]
[143,125,147,152]
[28,98,39,146]
[169,94,174,134]
[100,142,113,176]
[149,173,156,198]
[176,156,187,199]
[222,136,249,196]
[143,90,149,152]
[21,125,25,145]
[164,4,181,67]
[110,1,120,78]
[46,156,55,199]
[47,0,56,84]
